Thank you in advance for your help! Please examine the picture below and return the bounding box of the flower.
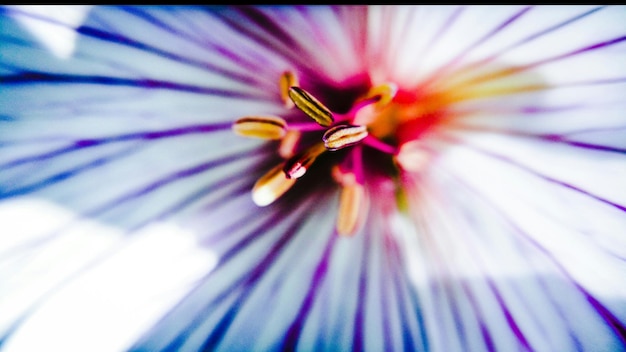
[1,4,626,352]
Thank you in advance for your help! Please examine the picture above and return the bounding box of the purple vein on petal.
[212,6,318,80]
[198,196,324,351]
[463,35,626,87]
[82,147,260,220]
[1,143,142,198]
[455,6,606,76]
[332,5,367,62]
[281,233,336,351]
[133,194,320,351]
[384,232,429,351]
[382,232,418,351]
[0,182,277,352]
[3,6,260,85]
[441,168,626,347]
[379,235,396,350]
[423,6,533,87]
[459,280,498,352]
[2,71,261,98]
[127,176,253,234]
[413,6,465,69]
[0,122,233,170]
[75,23,263,87]
[352,228,371,352]
[125,152,274,235]
[447,124,626,155]
[119,6,274,89]
[422,179,535,350]
[441,134,626,213]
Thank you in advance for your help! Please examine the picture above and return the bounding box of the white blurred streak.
[0,198,218,352]
[9,5,92,59]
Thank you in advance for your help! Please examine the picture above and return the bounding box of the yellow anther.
[288,86,334,127]
[283,143,326,179]
[362,83,398,110]
[252,162,297,207]
[233,116,287,140]
[278,130,301,159]
[322,124,368,151]
[280,71,299,109]
[336,181,365,236]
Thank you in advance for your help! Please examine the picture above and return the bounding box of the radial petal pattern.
[0,5,625,352]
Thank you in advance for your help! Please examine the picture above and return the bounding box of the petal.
[1,5,626,352]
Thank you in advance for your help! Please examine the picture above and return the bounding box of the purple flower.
[1,5,625,351]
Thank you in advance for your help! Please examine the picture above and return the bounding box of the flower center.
[232,71,431,236]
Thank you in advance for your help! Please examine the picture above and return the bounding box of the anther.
[283,143,326,179]
[233,116,287,140]
[252,162,297,207]
[280,71,299,109]
[322,124,368,151]
[288,86,334,127]
[362,83,398,110]
[278,130,301,159]
[337,181,365,236]
[394,140,430,172]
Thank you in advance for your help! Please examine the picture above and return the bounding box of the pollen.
[336,174,365,236]
[322,124,368,151]
[280,70,299,109]
[288,86,334,127]
[233,116,287,140]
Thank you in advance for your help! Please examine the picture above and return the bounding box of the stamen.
[394,140,430,172]
[278,130,301,159]
[283,143,326,179]
[280,71,299,109]
[233,116,287,140]
[252,162,297,207]
[322,124,368,151]
[337,180,365,236]
[288,86,334,127]
[361,83,398,110]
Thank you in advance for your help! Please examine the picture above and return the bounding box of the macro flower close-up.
[1,5,626,352]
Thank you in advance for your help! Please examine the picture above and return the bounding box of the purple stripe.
[446,135,626,213]
[281,233,336,350]
[352,230,371,352]
[462,35,626,88]
[414,6,465,69]
[2,122,233,170]
[214,6,307,73]
[2,143,141,198]
[121,6,277,88]
[84,148,257,218]
[77,24,259,86]
[2,71,262,98]
[159,207,304,350]
[446,169,626,348]
[141,193,325,350]
[4,6,260,85]
[428,6,533,82]
[448,125,626,154]
[531,35,626,68]
[464,6,605,73]
[199,196,325,350]
[386,234,429,351]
